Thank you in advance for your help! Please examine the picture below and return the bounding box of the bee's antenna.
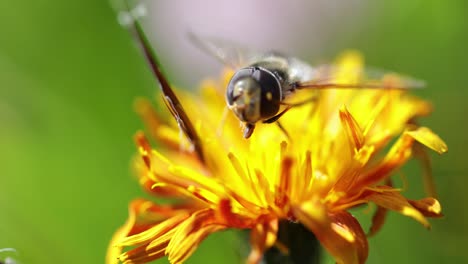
[121,1,205,163]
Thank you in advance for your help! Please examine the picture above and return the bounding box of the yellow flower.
[107,52,447,264]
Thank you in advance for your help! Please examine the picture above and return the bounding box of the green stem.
[263,221,321,264]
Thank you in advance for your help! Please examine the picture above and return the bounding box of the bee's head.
[226,67,282,124]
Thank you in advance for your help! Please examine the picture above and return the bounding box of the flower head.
[107,52,447,264]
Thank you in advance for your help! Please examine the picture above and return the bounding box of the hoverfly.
[123,3,424,165]
[190,34,425,138]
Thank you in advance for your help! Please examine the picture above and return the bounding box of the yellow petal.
[166,209,225,263]
[406,127,448,154]
[354,130,414,188]
[331,145,374,195]
[293,200,368,264]
[169,224,225,264]
[117,213,189,247]
[330,211,368,263]
[339,106,365,152]
[166,209,227,263]
[335,50,364,83]
[120,234,170,263]
[408,198,443,218]
[134,97,162,142]
[364,188,430,228]
[106,199,145,264]
[107,220,134,264]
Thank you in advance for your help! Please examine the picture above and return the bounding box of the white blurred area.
[139,1,371,87]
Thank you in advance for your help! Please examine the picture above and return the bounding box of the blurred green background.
[0,0,466,263]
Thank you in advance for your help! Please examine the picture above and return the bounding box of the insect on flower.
[111,3,448,264]
[190,34,426,138]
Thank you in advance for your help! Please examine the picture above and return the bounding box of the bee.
[123,3,424,164]
[190,35,425,138]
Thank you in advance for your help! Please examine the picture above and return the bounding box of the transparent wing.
[188,33,262,69]
[297,64,425,90]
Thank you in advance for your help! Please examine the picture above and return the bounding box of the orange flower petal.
[331,145,374,196]
[339,106,365,153]
[117,212,190,247]
[408,198,443,218]
[293,200,368,264]
[354,130,414,188]
[106,206,137,264]
[368,205,388,237]
[134,98,163,142]
[364,187,430,228]
[248,219,279,264]
[166,209,227,263]
[166,209,213,251]
[107,199,157,264]
[330,211,368,263]
[217,198,257,228]
[120,233,172,263]
[169,224,226,264]
[135,131,152,169]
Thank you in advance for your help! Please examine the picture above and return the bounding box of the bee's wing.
[296,64,425,90]
[189,33,261,69]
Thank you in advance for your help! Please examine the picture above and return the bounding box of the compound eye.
[227,69,256,105]
[226,69,264,123]
[253,68,282,119]
[226,67,282,123]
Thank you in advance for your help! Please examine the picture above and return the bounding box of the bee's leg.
[276,121,291,140]
[263,105,292,124]
[280,95,319,123]
[262,107,292,139]
[279,95,318,107]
